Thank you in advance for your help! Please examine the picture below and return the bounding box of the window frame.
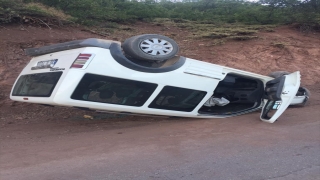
[12,71,63,97]
[70,73,158,107]
[148,85,207,112]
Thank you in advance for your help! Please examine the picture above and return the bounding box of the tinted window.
[12,72,62,97]
[71,74,157,107]
[149,86,207,112]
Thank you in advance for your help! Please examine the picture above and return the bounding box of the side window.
[149,86,207,112]
[12,72,62,97]
[71,74,157,107]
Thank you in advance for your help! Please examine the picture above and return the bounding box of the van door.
[260,71,300,123]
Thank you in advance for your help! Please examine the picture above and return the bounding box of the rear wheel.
[122,34,179,61]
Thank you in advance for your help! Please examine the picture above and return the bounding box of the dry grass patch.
[0,0,75,26]
[140,18,276,43]
[228,35,258,41]
[271,41,289,48]
[24,3,72,21]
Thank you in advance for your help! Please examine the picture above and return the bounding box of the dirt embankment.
[0,23,319,123]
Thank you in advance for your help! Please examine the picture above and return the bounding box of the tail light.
[71,53,94,69]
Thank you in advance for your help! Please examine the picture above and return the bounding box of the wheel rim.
[139,38,173,56]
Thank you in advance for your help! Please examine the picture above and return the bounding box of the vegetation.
[271,41,289,48]
[0,0,72,26]
[1,0,319,31]
[150,18,275,40]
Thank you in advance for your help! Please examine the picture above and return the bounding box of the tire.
[296,86,311,106]
[268,71,290,78]
[122,34,179,61]
[297,86,311,96]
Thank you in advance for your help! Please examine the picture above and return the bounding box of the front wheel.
[295,86,311,106]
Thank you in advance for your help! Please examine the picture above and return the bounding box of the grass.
[228,36,258,41]
[151,18,276,42]
[212,39,225,46]
[23,3,72,21]
[192,26,259,41]
[271,41,289,48]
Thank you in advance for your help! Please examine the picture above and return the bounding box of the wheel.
[296,86,311,106]
[122,34,179,61]
[268,71,290,78]
[297,86,311,96]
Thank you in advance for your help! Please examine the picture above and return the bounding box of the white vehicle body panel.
[10,41,307,123]
[290,96,306,105]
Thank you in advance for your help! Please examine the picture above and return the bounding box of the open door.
[260,71,300,123]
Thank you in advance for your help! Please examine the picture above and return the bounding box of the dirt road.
[1,84,320,180]
[1,98,320,180]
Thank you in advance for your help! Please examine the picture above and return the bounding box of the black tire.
[295,86,311,106]
[122,34,179,61]
[268,71,290,78]
[296,87,310,96]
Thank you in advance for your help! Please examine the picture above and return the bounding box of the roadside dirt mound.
[0,23,319,123]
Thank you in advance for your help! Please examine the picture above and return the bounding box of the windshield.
[12,72,63,97]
